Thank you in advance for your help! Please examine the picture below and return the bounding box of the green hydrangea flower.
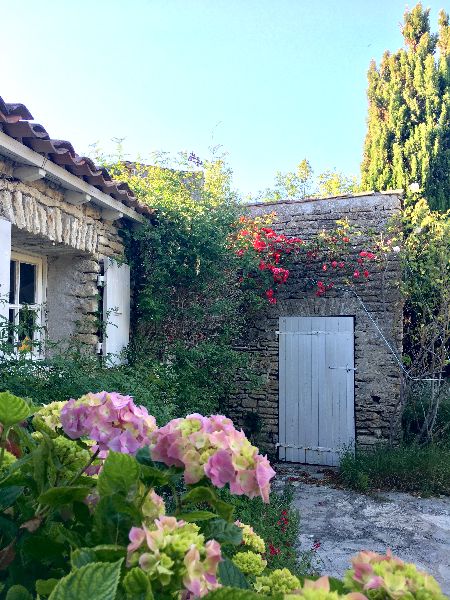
[51,436,90,478]
[344,550,446,600]
[0,450,17,476]
[127,516,222,597]
[32,401,65,437]
[235,521,266,554]
[254,567,301,594]
[232,551,267,576]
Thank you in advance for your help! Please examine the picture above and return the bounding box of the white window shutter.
[103,258,131,365]
[0,219,12,334]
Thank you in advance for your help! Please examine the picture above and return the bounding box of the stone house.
[0,95,404,467]
[0,96,152,362]
[230,192,403,464]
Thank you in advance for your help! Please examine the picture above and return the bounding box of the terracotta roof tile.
[0,95,153,218]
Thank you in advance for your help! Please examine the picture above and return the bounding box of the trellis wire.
[347,288,443,382]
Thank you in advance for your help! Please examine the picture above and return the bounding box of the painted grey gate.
[278,316,355,466]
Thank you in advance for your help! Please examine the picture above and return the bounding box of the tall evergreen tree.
[361,4,450,211]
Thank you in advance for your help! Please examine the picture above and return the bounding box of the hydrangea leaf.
[181,486,234,521]
[0,515,18,539]
[71,545,126,569]
[123,567,154,600]
[201,519,243,546]
[177,510,218,522]
[182,485,219,505]
[97,451,140,498]
[211,498,235,521]
[218,557,249,589]
[0,392,33,428]
[38,486,91,508]
[35,579,59,597]
[32,434,54,494]
[92,495,140,545]
[5,585,33,600]
[0,486,24,511]
[48,560,123,600]
[138,464,170,487]
[135,446,154,466]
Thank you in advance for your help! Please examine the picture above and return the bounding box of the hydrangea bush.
[0,390,446,600]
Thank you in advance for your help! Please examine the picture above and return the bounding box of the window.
[8,252,46,357]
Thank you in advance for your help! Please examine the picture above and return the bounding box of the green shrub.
[339,443,450,496]
[148,340,251,417]
[0,352,175,424]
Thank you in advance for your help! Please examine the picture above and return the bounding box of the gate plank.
[278,317,287,461]
[286,317,302,461]
[297,317,310,463]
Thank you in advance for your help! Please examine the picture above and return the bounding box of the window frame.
[8,251,47,359]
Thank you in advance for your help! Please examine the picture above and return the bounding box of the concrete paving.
[274,465,450,594]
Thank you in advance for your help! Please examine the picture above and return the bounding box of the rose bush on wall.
[230,216,384,304]
[0,391,446,600]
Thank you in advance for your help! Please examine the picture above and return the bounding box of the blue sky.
[1,0,446,196]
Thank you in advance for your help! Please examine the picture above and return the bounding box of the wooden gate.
[278,316,355,466]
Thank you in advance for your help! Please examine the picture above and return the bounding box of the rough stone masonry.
[0,155,126,351]
[229,192,403,457]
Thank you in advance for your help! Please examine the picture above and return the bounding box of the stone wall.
[0,156,126,351]
[229,192,403,456]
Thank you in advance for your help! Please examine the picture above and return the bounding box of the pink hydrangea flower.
[60,392,157,455]
[150,414,276,503]
[184,539,222,597]
[127,518,222,598]
[204,449,236,487]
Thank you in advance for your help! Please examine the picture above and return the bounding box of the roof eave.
[0,130,144,223]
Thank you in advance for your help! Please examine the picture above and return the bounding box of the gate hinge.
[328,365,357,372]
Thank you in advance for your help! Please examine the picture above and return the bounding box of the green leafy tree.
[255,160,357,202]
[256,159,314,202]
[361,3,450,211]
[316,169,358,197]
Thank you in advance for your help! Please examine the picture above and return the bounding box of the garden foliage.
[339,442,450,495]
[0,391,446,600]
[104,150,258,416]
[389,199,450,443]
[0,151,253,419]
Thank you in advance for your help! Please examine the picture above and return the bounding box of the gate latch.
[328,365,357,372]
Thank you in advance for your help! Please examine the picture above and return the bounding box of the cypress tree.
[361,4,450,211]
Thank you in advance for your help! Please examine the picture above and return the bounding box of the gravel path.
[274,465,450,594]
